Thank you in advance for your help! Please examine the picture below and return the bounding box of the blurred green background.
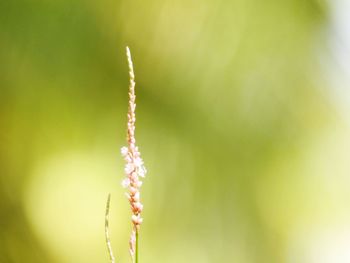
[1,0,350,262]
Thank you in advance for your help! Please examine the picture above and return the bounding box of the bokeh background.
[1,0,350,262]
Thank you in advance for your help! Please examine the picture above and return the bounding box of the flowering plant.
[105,47,147,263]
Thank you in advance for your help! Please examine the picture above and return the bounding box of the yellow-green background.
[1,0,350,262]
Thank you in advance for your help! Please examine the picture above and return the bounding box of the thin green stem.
[105,194,115,263]
[135,229,139,263]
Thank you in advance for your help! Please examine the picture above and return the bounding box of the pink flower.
[124,163,134,174]
[138,165,147,177]
[121,146,128,157]
[131,214,143,225]
[122,46,147,258]
[122,178,130,188]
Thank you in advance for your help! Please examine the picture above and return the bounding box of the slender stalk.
[123,46,145,262]
[105,194,115,263]
[135,229,139,263]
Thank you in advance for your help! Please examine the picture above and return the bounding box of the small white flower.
[133,192,140,201]
[131,214,143,225]
[124,163,134,174]
[136,180,143,187]
[138,165,147,177]
[130,172,138,181]
[134,157,144,167]
[134,202,143,212]
[121,146,128,157]
[124,155,132,163]
[130,187,137,195]
[122,178,130,188]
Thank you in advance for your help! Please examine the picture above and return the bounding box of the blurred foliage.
[1,0,349,262]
